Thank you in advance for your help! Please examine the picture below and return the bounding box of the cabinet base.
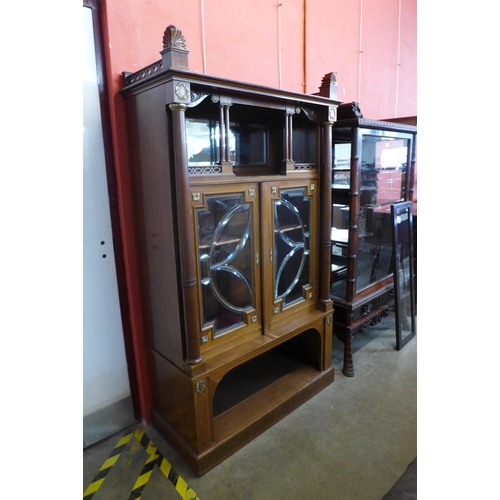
[332,287,394,377]
[152,366,334,476]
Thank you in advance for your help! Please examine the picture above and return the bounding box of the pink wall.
[101,0,416,420]
[104,0,416,117]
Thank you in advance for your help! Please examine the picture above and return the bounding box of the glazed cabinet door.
[191,183,262,357]
[261,179,318,329]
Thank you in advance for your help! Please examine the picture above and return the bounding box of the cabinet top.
[120,25,342,111]
[333,118,417,134]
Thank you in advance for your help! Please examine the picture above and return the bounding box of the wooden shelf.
[196,364,333,476]
[214,356,322,441]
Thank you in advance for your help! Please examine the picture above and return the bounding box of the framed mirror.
[391,201,416,350]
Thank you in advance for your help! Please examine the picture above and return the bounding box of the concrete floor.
[83,312,417,500]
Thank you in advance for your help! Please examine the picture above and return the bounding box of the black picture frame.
[391,201,416,350]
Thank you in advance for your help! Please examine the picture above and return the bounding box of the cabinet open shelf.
[212,329,328,443]
[213,362,329,442]
[213,328,320,414]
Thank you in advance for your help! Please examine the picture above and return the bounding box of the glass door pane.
[331,140,351,299]
[273,188,311,306]
[197,193,255,335]
[356,132,410,293]
[391,201,416,350]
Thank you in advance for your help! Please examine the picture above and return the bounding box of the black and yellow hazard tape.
[83,428,200,500]
[83,430,134,499]
[128,439,159,499]
[157,454,199,500]
[135,429,200,500]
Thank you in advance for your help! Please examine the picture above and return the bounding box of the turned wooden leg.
[342,332,355,377]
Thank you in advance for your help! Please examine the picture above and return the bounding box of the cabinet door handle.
[256,251,259,265]
[270,249,273,263]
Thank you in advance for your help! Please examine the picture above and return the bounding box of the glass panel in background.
[186,118,222,165]
[391,202,416,349]
[230,123,267,165]
[197,194,253,335]
[331,141,350,299]
[398,226,413,334]
[332,142,351,188]
[186,118,267,166]
[356,134,409,293]
[274,188,311,306]
[293,127,318,163]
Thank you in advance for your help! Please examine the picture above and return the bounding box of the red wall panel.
[104,0,416,120]
[202,0,280,86]
[361,0,400,118]
[397,0,417,117]
[306,1,361,100]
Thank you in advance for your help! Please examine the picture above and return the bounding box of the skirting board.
[83,395,136,448]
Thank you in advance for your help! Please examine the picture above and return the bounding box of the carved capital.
[169,103,187,112]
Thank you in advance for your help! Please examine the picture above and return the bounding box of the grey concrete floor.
[83,312,417,500]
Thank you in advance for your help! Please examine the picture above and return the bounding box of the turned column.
[342,126,361,377]
[409,134,417,203]
[282,108,295,172]
[342,329,355,377]
[319,120,333,305]
[346,126,360,304]
[169,103,202,365]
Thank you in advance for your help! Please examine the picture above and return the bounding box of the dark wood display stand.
[316,96,417,377]
[120,26,341,475]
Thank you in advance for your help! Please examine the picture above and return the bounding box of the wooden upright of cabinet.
[329,105,417,377]
[120,26,340,475]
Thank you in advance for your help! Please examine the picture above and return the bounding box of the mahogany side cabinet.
[328,104,417,377]
[120,26,341,475]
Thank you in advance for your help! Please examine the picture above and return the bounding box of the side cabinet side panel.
[126,86,185,368]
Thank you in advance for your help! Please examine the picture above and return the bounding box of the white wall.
[83,5,132,418]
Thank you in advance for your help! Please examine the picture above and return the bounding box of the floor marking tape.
[128,446,159,500]
[158,455,199,500]
[83,429,200,500]
[83,430,134,499]
[136,431,200,500]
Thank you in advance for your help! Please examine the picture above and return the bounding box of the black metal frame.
[390,201,416,350]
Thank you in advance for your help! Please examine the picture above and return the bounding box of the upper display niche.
[123,25,337,179]
[183,94,324,177]
[185,99,284,177]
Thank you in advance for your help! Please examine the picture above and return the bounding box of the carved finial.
[318,71,338,99]
[325,72,337,86]
[337,102,364,120]
[160,25,190,70]
[163,25,187,50]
